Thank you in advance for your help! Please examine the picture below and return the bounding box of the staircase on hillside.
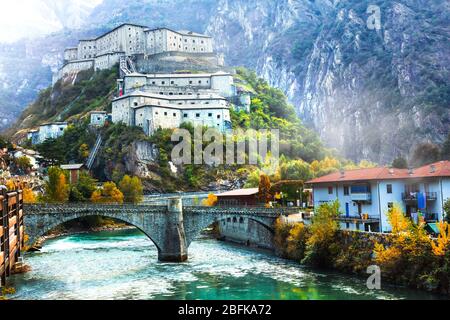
[86,134,103,170]
[119,56,137,75]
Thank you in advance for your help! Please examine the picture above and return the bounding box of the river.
[8,229,441,300]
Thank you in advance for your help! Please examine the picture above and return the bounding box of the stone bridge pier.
[159,198,188,262]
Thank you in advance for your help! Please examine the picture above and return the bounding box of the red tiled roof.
[216,188,259,197]
[306,161,450,184]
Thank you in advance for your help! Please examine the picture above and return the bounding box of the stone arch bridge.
[24,199,298,262]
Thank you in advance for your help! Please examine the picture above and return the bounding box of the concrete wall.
[218,217,274,249]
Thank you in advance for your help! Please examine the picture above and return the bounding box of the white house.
[90,111,108,126]
[29,122,68,145]
[306,161,450,233]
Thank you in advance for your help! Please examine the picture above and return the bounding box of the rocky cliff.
[2,0,449,164]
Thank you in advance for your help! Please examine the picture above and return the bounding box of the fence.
[0,190,24,287]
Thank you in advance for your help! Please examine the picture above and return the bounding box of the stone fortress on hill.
[30,24,252,144]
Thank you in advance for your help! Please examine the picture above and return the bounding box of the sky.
[0,0,103,43]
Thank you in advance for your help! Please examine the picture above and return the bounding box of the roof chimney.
[408,167,414,175]
[389,168,394,175]
[430,164,436,173]
[340,169,345,178]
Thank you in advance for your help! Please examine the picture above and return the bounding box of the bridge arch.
[27,213,162,252]
[183,210,277,248]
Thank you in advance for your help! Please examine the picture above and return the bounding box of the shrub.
[302,201,341,267]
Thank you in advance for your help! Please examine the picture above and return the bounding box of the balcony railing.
[402,192,437,201]
[351,193,372,202]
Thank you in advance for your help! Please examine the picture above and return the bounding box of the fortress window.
[232,217,237,223]
[134,102,138,106]
[193,40,195,43]
[189,81,193,84]
[191,102,195,105]
[201,40,204,44]
[198,80,202,84]
[227,218,231,222]
[164,112,168,116]
[152,81,156,84]
[155,112,159,115]
[196,113,200,118]
[208,113,212,117]
[169,92,173,95]
[184,114,188,118]
[171,81,175,84]
[185,39,187,42]
[217,115,221,119]
[173,113,176,117]
[185,47,188,50]
[161,81,165,85]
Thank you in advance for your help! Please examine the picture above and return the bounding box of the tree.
[444,198,450,222]
[16,156,32,173]
[23,186,36,204]
[75,172,97,200]
[279,159,313,182]
[79,143,90,160]
[202,193,218,207]
[91,181,124,204]
[302,200,341,267]
[411,142,440,167]
[119,175,144,203]
[392,157,408,169]
[441,133,450,160]
[42,167,69,203]
[258,174,272,204]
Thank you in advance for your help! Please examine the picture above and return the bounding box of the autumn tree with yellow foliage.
[91,182,124,204]
[202,193,218,207]
[41,167,69,203]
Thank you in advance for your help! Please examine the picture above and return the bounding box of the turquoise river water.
[8,229,442,300]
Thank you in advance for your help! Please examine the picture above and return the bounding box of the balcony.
[402,192,437,201]
[350,185,371,202]
[351,193,372,202]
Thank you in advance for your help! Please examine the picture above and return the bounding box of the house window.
[328,186,333,194]
[387,184,393,194]
[344,186,349,196]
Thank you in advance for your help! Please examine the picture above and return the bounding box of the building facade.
[306,161,450,233]
[121,72,235,98]
[28,122,68,145]
[55,24,214,83]
[90,111,108,127]
[112,91,231,135]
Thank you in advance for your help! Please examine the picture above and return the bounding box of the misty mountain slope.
[1,0,449,164]
[206,0,450,163]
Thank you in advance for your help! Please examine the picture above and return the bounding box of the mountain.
[0,0,102,43]
[1,0,449,164]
